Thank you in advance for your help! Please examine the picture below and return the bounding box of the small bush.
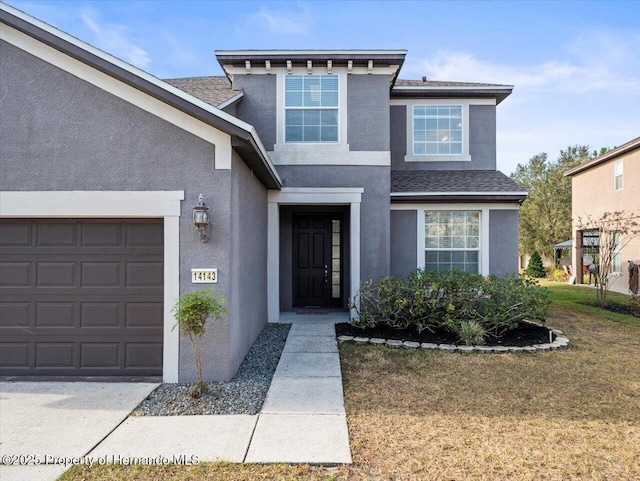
[526,251,545,278]
[457,320,486,345]
[551,267,565,282]
[349,270,550,344]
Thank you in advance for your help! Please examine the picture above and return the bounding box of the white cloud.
[248,4,313,36]
[81,8,151,69]
[405,30,640,94]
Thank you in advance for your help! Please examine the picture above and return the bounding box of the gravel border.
[133,323,290,416]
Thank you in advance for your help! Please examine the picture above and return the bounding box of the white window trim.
[391,98,495,163]
[412,104,464,157]
[614,160,623,191]
[612,231,622,273]
[424,211,481,273]
[0,190,184,383]
[267,187,363,321]
[276,67,348,150]
[284,74,340,144]
[391,202,520,276]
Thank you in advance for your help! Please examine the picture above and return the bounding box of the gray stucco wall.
[347,75,390,151]
[276,165,390,293]
[390,210,417,277]
[489,209,520,276]
[232,75,277,150]
[229,152,268,373]
[0,40,245,381]
[390,104,496,170]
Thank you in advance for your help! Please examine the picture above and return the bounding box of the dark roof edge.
[1,4,281,189]
[564,136,640,176]
[390,193,527,203]
[391,87,513,105]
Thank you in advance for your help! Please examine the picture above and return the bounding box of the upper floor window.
[285,75,339,143]
[614,160,623,191]
[413,105,462,155]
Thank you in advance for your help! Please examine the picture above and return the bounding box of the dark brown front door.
[293,214,343,308]
[0,219,164,377]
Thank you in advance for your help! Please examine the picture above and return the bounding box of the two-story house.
[0,3,525,382]
[565,137,640,294]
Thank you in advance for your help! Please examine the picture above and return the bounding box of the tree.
[577,211,640,304]
[511,146,592,258]
[172,289,226,399]
[525,251,545,277]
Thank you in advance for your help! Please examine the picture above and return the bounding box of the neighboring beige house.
[565,137,640,294]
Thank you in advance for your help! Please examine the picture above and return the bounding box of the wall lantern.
[192,193,210,243]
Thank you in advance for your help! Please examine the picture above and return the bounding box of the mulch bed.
[335,321,554,347]
[582,301,637,317]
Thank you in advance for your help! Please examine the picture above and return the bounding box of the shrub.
[526,251,545,278]
[349,270,550,344]
[457,320,486,345]
[172,288,226,399]
[551,267,565,282]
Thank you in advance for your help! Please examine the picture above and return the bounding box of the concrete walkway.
[89,312,351,466]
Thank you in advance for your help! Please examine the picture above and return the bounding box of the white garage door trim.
[0,190,184,383]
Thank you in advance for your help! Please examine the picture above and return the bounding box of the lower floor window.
[425,210,480,273]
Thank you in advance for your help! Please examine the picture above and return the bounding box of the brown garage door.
[0,219,164,377]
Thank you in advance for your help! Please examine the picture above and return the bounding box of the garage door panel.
[81,222,122,247]
[0,343,29,367]
[35,302,75,327]
[36,262,75,287]
[126,343,163,368]
[0,219,164,377]
[125,302,163,328]
[0,222,31,245]
[0,302,30,327]
[35,342,75,368]
[80,343,120,368]
[36,222,76,246]
[80,302,120,328]
[0,262,31,286]
[126,262,163,287]
[81,262,121,287]
[127,222,163,247]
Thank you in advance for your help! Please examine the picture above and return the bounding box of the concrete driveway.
[0,382,157,481]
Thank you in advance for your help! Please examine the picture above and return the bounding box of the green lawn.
[62,281,640,481]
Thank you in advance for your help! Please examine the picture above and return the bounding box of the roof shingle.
[164,76,239,108]
[391,170,525,193]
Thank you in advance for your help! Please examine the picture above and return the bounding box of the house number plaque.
[191,268,218,283]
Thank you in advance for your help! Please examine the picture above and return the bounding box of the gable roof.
[164,76,241,109]
[564,136,640,177]
[0,2,281,189]
[391,170,527,202]
[392,79,513,104]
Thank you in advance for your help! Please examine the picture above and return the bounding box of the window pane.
[303,126,320,142]
[285,91,303,107]
[285,126,302,142]
[304,109,321,125]
[415,143,426,155]
[285,76,303,90]
[320,110,338,126]
[321,126,338,142]
[286,110,303,125]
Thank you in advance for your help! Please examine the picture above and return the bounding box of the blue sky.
[5,0,640,174]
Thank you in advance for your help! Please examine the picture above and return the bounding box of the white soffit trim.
[0,190,183,383]
[216,91,244,110]
[390,98,496,106]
